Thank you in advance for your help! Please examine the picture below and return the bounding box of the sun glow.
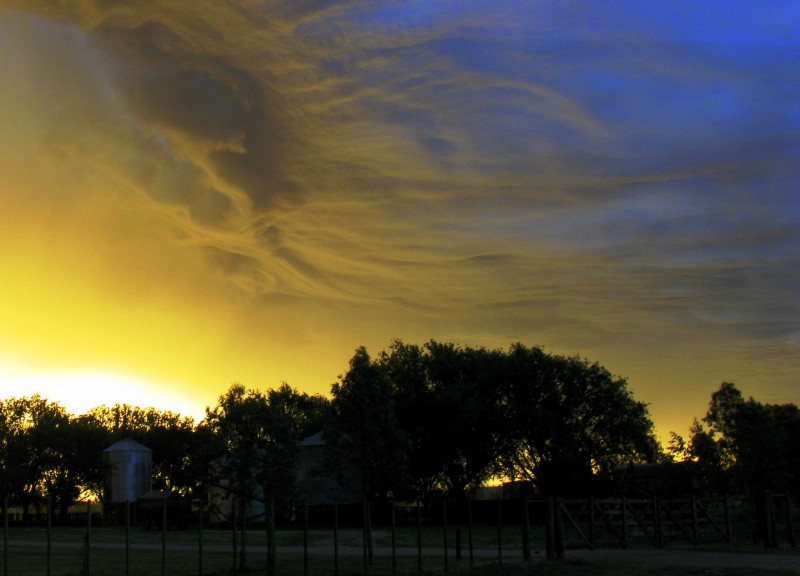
[0,358,207,422]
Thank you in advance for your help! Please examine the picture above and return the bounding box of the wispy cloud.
[0,1,797,435]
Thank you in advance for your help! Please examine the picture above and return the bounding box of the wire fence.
[2,494,796,575]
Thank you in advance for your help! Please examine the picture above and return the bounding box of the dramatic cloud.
[0,1,797,436]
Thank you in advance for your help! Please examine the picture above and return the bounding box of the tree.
[0,396,75,524]
[326,347,408,565]
[501,344,658,496]
[686,382,800,547]
[379,340,442,500]
[203,383,322,574]
[379,340,508,502]
[421,342,506,500]
[203,384,264,570]
[255,385,318,576]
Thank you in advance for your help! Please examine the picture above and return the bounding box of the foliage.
[326,347,409,501]
[0,338,663,521]
[87,404,198,495]
[500,344,659,496]
[201,382,329,575]
[679,382,800,498]
[379,340,507,501]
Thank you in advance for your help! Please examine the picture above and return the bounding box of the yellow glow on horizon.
[0,358,207,422]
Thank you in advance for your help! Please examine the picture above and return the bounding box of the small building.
[137,490,193,530]
[296,431,360,505]
[611,462,699,497]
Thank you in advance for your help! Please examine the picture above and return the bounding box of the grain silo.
[103,438,152,503]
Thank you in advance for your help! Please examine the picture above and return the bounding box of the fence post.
[391,499,397,573]
[653,497,662,549]
[85,502,92,576]
[545,497,556,560]
[496,498,502,562]
[304,500,309,576]
[442,499,448,572]
[764,492,777,549]
[362,500,368,574]
[467,498,474,568]
[521,497,531,562]
[47,496,52,576]
[416,501,423,573]
[554,498,565,559]
[198,496,204,576]
[125,501,130,576]
[3,494,8,576]
[161,498,167,576]
[334,502,339,576]
[724,494,732,543]
[231,497,237,574]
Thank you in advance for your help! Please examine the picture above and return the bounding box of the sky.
[0,1,797,441]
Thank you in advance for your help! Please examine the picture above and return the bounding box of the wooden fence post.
[653,497,662,549]
[198,496,204,576]
[764,492,776,549]
[161,498,167,576]
[724,494,731,542]
[334,502,340,576]
[785,494,796,548]
[621,496,628,549]
[304,500,309,576]
[391,500,397,573]
[442,499,448,572]
[545,497,556,560]
[86,502,92,576]
[125,501,130,576]
[496,498,502,562]
[467,498,474,568]
[554,498,565,559]
[521,497,531,562]
[3,494,8,576]
[231,497,237,574]
[47,496,52,576]
[416,501,423,573]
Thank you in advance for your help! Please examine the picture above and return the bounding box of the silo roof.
[299,431,326,447]
[104,438,152,452]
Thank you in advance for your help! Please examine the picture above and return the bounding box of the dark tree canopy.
[326,347,408,501]
[331,340,659,500]
[500,344,658,495]
[378,340,506,501]
[0,338,664,527]
[680,382,800,498]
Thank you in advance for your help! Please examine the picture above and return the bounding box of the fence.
[557,492,797,552]
[1,494,796,575]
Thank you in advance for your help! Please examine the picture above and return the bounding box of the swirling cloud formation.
[0,1,797,434]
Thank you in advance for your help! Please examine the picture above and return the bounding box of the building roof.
[299,431,326,447]
[103,438,152,453]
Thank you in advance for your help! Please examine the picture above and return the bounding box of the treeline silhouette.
[1,340,797,531]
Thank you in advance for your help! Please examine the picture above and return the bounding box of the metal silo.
[103,438,152,503]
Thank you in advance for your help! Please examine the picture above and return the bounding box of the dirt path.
[6,540,799,572]
[568,548,800,572]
